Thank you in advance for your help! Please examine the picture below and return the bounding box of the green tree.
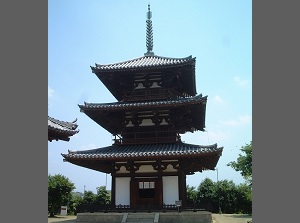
[236,183,252,214]
[217,180,238,214]
[81,190,96,205]
[186,185,197,204]
[48,174,75,217]
[69,192,83,214]
[227,141,252,185]
[196,178,217,211]
[189,177,252,214]
[95,186,110,205]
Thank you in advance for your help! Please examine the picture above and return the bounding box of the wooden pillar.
[178,170,187,208]
[129,161,137,207]
[130,178,138,207]
[157,169,163,207]
[111,174,116,206]
[111,162,117,206]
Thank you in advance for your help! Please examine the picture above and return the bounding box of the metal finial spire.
[144,4,154,56]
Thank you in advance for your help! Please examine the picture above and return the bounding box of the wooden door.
[135,178,162,208]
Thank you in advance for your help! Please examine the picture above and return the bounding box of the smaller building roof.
[91,55,195,72]
[48,116,79,142]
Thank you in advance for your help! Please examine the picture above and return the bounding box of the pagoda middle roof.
[91,55,195,71]
[80,94,206,111]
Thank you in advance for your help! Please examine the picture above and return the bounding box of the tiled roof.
[62,143,222,161]
[48,116,79,136]
[91,55,195,71]
[79,94,206,111]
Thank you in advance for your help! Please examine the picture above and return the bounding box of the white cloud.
[222,115,251,127]
[234,76,249,88]
[213,95,225,104]
[48,86,55,98]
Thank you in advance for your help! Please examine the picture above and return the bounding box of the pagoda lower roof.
[62,142,222,161]
[48,116,79,141]
[80,94,206,111]
[62,142,222,173]
[91,55,195,72]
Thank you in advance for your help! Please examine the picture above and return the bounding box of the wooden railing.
[76,203,210,214]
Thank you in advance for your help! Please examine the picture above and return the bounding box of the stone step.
[126,213,156,223]
[122,212,159,223]
[126,222,154,223]
[126,218,154,222]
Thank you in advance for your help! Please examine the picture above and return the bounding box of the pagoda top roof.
[62,142,222,161]
[91,55,195,72]
[48,116,79,141]
[80,94,206,111]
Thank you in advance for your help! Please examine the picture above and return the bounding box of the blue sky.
[48,0,252,194]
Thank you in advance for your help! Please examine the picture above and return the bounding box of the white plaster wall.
[162,176,179,205]
[115,177,130,205]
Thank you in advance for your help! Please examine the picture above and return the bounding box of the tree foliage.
[48,174,75,217]
[227,141,252,185]
[186,185,197,204]
[197,178,217,205]
[95,186,111,205]
[187,177,252,214]
[81,190,96,205]
[69,192,83,214]
[217,180,238,214]
[236,183,252,214]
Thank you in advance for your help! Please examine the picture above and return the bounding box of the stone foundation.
[76,211,212,223]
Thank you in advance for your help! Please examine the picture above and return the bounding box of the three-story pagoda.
[62,5,223,209]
